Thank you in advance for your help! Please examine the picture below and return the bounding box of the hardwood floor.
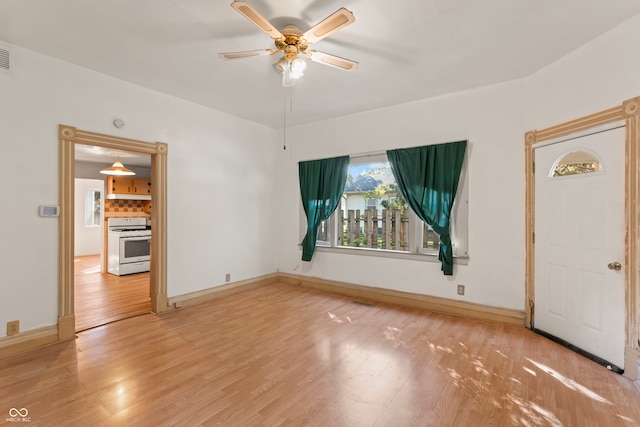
[2,283,639,426]
[74,255,151,332]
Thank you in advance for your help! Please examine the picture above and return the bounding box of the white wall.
[524,13,640,128]
[275,12,640,313]
[276,80,526,310]
[0,46,279,337]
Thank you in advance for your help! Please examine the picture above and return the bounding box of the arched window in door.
[551,150,602,177]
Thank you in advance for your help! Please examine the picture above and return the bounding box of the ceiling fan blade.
[230,1,283,40]
[302,7,355,44]
[308,51,358,71]
[218,49,274,60]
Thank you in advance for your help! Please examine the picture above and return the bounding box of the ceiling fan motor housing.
[275,26,309,61]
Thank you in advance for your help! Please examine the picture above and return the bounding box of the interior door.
[534,127,625,369]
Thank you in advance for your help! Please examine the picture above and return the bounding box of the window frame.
[84,188,102,228]
[300,150,469,264]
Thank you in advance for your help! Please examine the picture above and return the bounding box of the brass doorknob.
[607,262,622,271]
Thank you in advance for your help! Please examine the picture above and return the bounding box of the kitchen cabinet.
[107,176,151,195]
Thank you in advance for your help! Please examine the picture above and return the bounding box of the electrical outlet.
[7,320,19,336]
[457,285,465,296]
[225,273,231,283]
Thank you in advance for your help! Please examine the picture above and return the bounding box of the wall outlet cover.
[7,320,19,336]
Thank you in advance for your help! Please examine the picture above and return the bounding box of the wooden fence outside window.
[338,209,409,251]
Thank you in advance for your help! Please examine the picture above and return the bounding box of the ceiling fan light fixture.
[290,58,306,78]
[272,57,288,74]
[100,159,136,176]
[282,71,296,87]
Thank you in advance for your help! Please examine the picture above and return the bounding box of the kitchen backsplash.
[105,199,151,215]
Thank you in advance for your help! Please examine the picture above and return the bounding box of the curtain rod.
[347,140,467,159]
[298,149,387,163]
[298,140,467,163]
[349,149,387,158]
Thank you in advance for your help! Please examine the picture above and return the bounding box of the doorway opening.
[74,153,152,331]
[58,125,168,341]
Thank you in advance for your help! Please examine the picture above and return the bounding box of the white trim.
[313,244,469,265]
[106,193,151,200]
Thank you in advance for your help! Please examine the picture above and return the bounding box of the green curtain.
[387,140,467,275]
[299,155,349,261]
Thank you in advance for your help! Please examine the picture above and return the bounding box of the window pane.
[340,160,409,251]
[552,150,601,177]
[85,190,101,226]
[365,198,377,209]
[317,219,329,242]
[422,223,440,251]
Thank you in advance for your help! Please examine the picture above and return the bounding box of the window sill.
[310,245,469,265]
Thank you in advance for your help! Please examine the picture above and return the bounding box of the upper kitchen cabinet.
[107,176,151,199]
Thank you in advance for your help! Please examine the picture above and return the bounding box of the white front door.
[534,127,625,369]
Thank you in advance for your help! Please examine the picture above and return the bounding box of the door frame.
[525,97,640,378]
[58,125,169,341]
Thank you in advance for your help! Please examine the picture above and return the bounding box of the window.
[551,150,602,177]
[365,197,378,210]
[84,189,101,227]
[310,152,468,260]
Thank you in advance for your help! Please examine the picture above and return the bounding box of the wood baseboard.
[277,273,525,326]
[624,347,640,380]
[153,293,169,314]
[58,314,75,340]
[166,273,280,310]
[0,272,524,359]
[0,325,60,359]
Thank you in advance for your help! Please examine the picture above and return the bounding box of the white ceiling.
[75,144,151,167]
[2,0,640,135]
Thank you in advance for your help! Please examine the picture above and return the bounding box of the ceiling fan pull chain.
[283,86,295,151]
[290,86,294,114]
[283,86,287,150]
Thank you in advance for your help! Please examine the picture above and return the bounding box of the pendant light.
[100,158,136,176]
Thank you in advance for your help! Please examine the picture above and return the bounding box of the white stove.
[107,218,151,276]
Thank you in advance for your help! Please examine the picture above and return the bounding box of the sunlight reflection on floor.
[314,309,637,425]
[327,312,352,324]
[81,266,102,274]
[424,338,569,426]
[505,394,563,427]
[526,358,611,404]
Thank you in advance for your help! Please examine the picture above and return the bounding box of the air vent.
[352,300,374,307]
[0,47,11,72]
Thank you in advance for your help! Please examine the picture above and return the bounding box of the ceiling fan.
[219,1,358,86]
